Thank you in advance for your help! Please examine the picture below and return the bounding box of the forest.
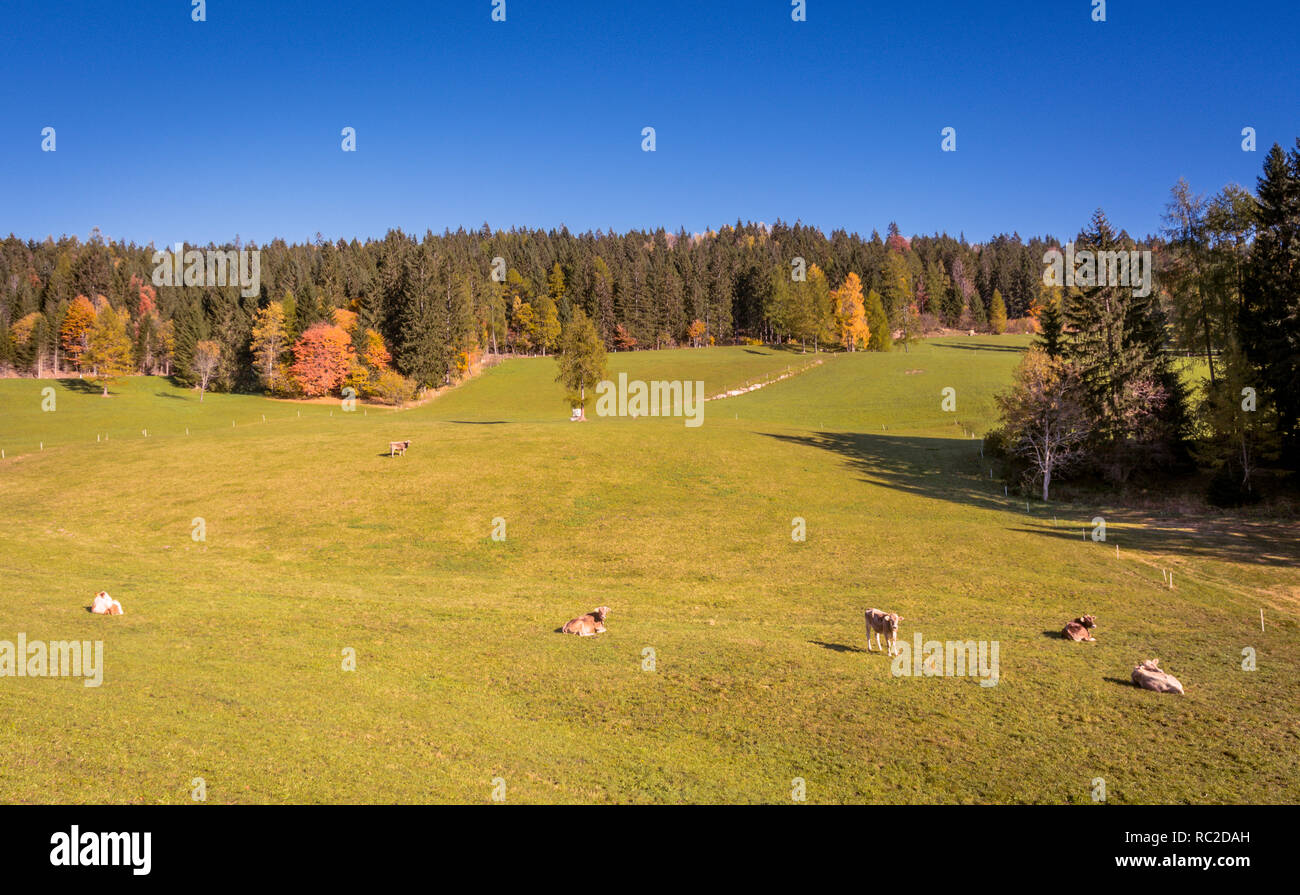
[1,140,1297,504]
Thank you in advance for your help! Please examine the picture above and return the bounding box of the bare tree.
[996,349,1091,501]
[193,340,221,402]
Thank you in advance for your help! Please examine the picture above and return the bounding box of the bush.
[372,369,417,405]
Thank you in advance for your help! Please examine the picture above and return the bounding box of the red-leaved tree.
[289,323,355,396]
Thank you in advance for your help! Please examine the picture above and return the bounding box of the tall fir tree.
[1239,141,1300,468]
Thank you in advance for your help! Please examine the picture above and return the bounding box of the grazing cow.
[562,606,610,636]
[1132,659,1185,695]
[1062,614,1098,641]
[864,608,903,656]
[91,591,123,615]
[389,439,411,457]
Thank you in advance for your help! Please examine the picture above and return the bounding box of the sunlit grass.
[1,337,1295,803]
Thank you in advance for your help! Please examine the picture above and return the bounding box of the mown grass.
[0,338,1296,803]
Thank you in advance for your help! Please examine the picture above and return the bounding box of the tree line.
[0,217,1085,397]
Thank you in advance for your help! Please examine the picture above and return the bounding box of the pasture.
[1,337,1296,803]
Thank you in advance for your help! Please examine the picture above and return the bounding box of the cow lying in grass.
[1062,615,1098,641]
[389,440,411,457]
[91,591,123,615]
[864,608,903,656]
[561,606,609,636]
[1132,659,1184,695]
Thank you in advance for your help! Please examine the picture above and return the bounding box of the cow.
[90,591,124,615]
[1132,659,1185,695]
[864,608,903,656]
[1062,615,1098,641]
[389,440,411,457]
[562,606,610,636]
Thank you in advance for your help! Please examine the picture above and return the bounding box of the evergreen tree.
[1036,298,1065,359]
[1239,141,1300,467]
[865,289,891,351]
[1063,209,1186,479]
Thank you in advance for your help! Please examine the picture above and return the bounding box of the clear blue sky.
[2,0,1296,246]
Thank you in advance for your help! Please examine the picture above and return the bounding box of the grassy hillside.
[1,337,1296,803]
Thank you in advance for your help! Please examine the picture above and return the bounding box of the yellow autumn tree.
[60,295,97,370]
[832,272,870,351]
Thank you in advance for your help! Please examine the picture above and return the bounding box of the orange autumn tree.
[289,323,355,396]
[832,272,870,351]
[60,295,97,370]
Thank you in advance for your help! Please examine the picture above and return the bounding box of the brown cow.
[561,606,610,636]
[1062,614,1097,641]
[389,440,411,457]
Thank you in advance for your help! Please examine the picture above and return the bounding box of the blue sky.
[2,0,1296,246]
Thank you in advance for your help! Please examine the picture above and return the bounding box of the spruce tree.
[865,289,891,351]
[1240,141,1300,467]
[1063,209,1185,479]
[1036,299,1065,359]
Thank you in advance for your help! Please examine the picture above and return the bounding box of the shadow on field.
[809,640,866,653]
[448,420,508,425]
[763,430,1010,513]
[58,379,104,395]
[154,391,188,400]
[1103,677,1136,689]
[932,341,1027,354]
[764,430,1300,569]
[1008,517,1299,569]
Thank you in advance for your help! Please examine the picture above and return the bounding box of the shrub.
[372,369,417,405]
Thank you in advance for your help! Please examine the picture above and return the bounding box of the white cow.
[91,591,124,615]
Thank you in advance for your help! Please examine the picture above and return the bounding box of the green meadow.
[1,337,1296,804]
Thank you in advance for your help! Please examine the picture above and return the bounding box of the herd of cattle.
[560,605,1187,695]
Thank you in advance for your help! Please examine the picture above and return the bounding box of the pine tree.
[865,289,891,351]
[1036,298,1065,358]
[1063,209,1186,479]
[1239,141,1300,467]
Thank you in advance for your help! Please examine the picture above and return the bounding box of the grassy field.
[1,336,1297,804]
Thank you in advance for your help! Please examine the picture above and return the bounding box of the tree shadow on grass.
[58,379,103,395]
[761,429,1300,570]
[932,341,1028,353]
[1006,517,1299,569]
[762,430,1009,514]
